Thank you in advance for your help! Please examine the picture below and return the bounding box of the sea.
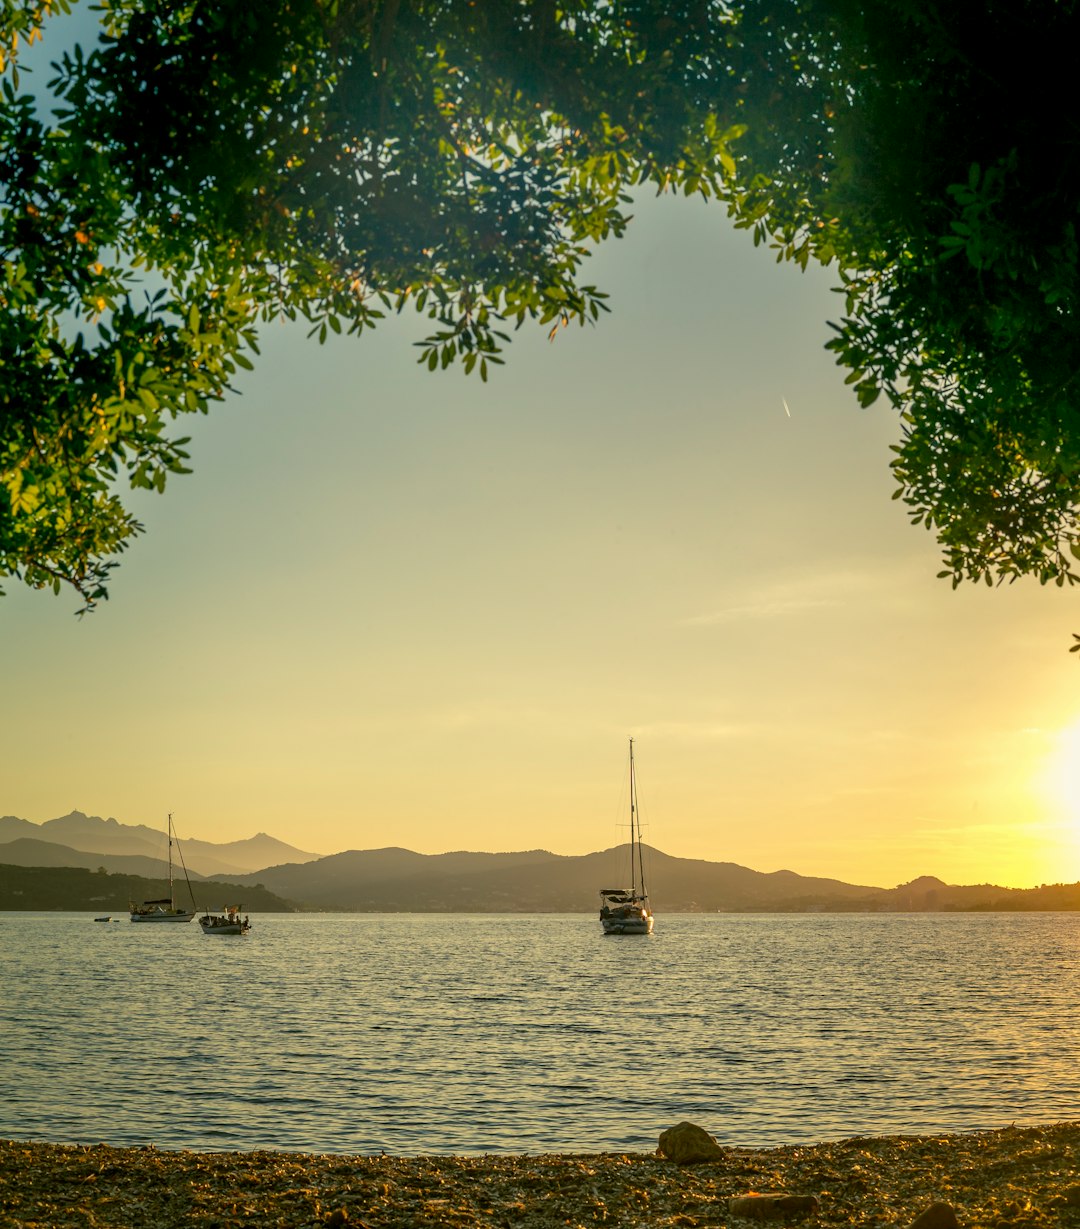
[2,911,1079,1156]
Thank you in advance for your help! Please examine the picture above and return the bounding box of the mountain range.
[216,845,1078,913]
[0,811,321,878]
[215,844,884,911]
[3,810,1079,912]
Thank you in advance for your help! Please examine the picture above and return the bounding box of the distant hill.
[0,863,297,912]
[0,812,321,877]
[0,837,207,880]
[210,845,1080,913]
[855,875,1080,912]
[214,847,566,909]
[211,843,880,912]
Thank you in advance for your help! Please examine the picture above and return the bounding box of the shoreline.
[5,1122,1079,1227]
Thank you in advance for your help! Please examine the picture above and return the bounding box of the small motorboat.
[199,905,251,935]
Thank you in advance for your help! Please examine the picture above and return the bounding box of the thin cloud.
[425,703,550,731]
[679,563,919,628]
[630,719,762,741]
[681,597,834,626]
[914,818,1072,840]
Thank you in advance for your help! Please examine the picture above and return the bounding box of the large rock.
[657,1121,725,1164]
[911,1204,960,1229]
[729,1194,819,1220]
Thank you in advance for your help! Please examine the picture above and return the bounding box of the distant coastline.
[0,864,296,913]
[4,858,1080,913]
[3,810,1078,913]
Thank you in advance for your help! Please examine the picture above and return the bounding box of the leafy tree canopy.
[2,0,1078,611]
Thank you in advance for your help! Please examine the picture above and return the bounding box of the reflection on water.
[2,912,1079,1154]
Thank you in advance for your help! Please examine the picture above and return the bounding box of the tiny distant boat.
[129,814,197,923]
[199,905,251,935]
[93,915,112,922]
[599,738,655,935]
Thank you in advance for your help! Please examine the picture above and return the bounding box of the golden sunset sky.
[2,99,1078,887]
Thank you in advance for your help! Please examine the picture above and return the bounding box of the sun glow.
[1048,718,1080,826]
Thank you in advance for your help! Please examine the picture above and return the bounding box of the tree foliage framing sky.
[2,0,1079,616]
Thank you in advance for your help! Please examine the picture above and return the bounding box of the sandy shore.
[4,1123,1079,1228]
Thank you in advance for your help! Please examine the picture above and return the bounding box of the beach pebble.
[729,1193,820,1219]
[910,1202,959,1229]
[657,1121,726,1164]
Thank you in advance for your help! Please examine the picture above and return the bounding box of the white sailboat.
[599,738,655,934]
[129,814,197,922]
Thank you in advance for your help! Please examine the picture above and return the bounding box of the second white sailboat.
[599,739,654,935]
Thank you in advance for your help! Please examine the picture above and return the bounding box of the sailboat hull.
[600,908,654,935]
[129,909,195,922]
[599,904,648,938]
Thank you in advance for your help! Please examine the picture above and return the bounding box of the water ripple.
[2,911,1080,1153]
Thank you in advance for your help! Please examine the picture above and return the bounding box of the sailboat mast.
[629,739,637,898]
[630,740,647,901]
[167,812,174,908]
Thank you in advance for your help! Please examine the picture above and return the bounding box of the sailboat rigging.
[599,738,655,934]
[129,813,198,922]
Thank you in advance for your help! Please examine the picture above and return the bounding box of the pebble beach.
[4,1122,1079,1229]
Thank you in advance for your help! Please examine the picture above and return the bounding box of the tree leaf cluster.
[737,1,1080,595]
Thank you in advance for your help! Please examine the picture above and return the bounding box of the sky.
[3,20,1080,891]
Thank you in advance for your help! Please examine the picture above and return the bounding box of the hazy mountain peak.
[0,812,322,877]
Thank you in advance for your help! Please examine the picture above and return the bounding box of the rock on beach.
[910,1203,960,1229]
[3,1122,1079,1229]
[729,1192,820,1219]
[658,1120,727,1164]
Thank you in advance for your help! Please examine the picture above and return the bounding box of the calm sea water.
[2,911,1079,1155]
